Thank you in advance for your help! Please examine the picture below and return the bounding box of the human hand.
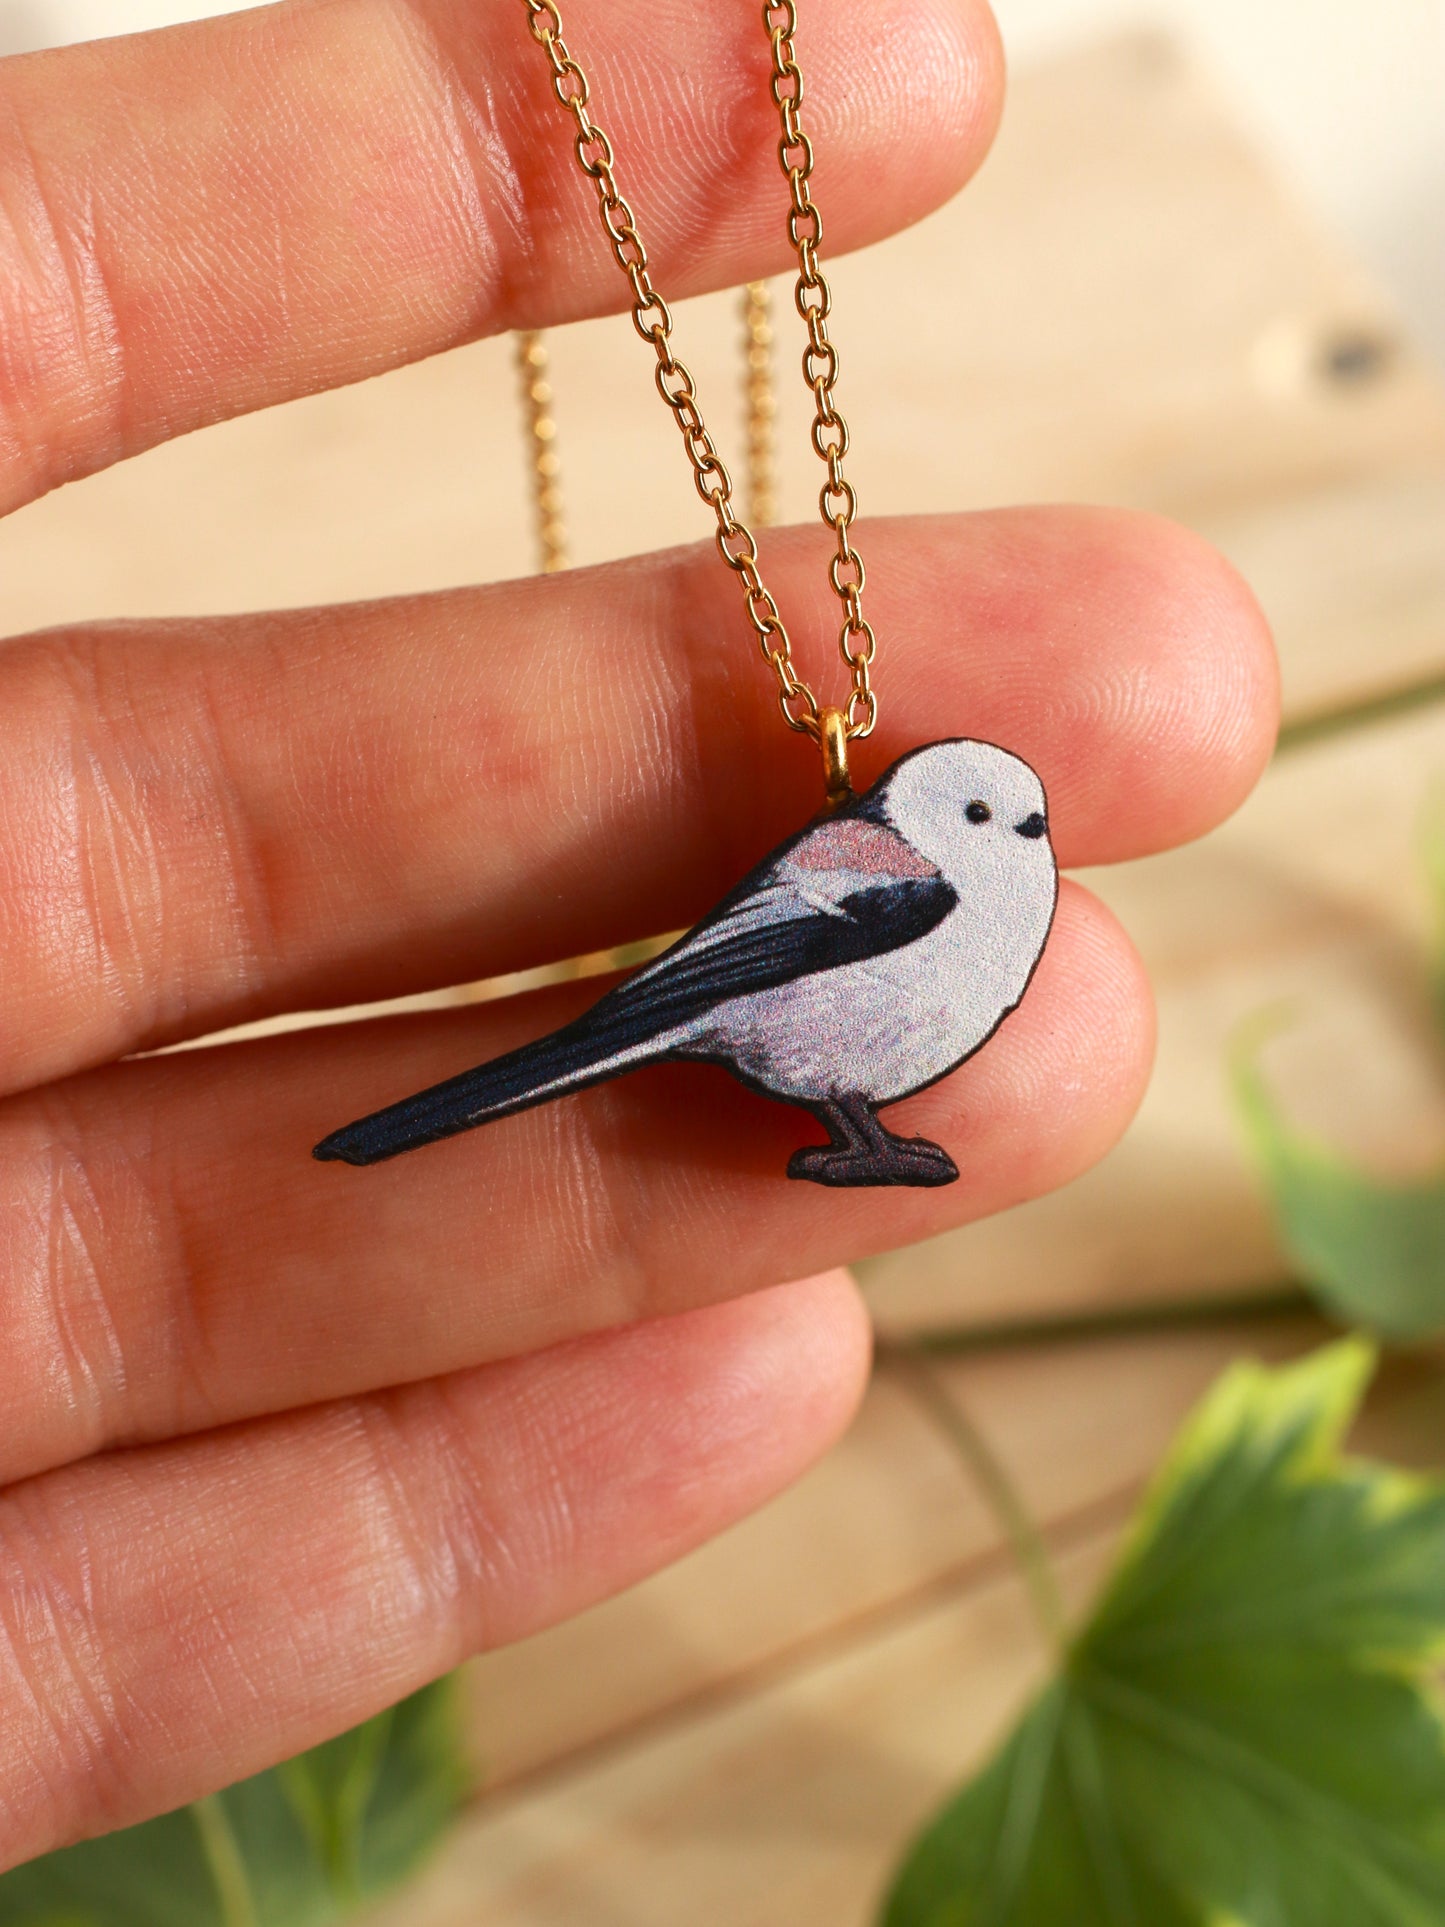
[0,0,1277,1867]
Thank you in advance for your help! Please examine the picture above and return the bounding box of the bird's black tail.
[313,1014,657,1166]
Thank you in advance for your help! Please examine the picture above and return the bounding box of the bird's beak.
[1015,812,1048,839]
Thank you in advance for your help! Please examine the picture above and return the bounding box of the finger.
[0,1269,869,1868]
[0,507,1273,1095]
[0,0,1001,511]
[0,883,1146,1483]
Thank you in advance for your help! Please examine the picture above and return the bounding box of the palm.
[0,0,1275,1870]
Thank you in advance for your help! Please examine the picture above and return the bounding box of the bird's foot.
[787,1136,959,1189]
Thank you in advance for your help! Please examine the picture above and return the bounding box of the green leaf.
[1233,1032,1445,1340]
[881,1341,1445,1926]
[0,1678,466,1927]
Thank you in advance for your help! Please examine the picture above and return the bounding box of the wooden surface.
[4,29,1445,1925]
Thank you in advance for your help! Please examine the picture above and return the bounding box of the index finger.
[0,0,1002,512]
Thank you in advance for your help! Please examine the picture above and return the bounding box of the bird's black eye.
[965,801,992,824]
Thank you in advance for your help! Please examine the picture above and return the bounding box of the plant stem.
[886,1353,1068,1658]
[874,1280,1312,1362]
[191,1794,259,1927]
[1275,671,1445,756]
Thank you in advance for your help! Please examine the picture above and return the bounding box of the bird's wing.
[587,815,957,1042]
[313,817,953,1165]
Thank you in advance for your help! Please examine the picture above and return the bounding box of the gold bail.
[818,706,852,811]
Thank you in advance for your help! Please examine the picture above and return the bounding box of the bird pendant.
[314,739,1058,1188]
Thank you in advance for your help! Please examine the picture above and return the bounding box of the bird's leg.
[836,1093,961,1183]
[787,1094,959,1189]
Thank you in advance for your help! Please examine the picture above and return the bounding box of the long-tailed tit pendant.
[315,738,1057,1188]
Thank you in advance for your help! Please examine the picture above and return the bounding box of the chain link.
[741,281,777,530]
[521,0,876,741]
[515,331,569,572]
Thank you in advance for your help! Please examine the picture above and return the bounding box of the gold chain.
[741,281,778,529]
[521,0,877,744]
[521,288,777,564]
[515,331,569,572]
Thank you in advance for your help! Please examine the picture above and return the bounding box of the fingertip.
[954,0,1008,178]
[738,1266,875,1451]
[1035,881,1156,1169]
[1106,509,1281,844]
[894,0,1007,211]
[614,1268,874,1523]
[925,879,1156,1209]
[971,505,1279,865]
[1055,880,1158,1143]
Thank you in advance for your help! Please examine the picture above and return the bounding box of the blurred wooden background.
[5,31,1445,1924]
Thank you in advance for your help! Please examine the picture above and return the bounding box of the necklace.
[314,0,1058,1189]
[514,273,781,594]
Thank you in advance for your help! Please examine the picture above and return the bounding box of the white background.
[2,0,1443,361]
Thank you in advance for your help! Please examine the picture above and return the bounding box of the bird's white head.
[870,739,1055,890]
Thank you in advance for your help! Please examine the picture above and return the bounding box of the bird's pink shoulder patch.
[789,817,939,879]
